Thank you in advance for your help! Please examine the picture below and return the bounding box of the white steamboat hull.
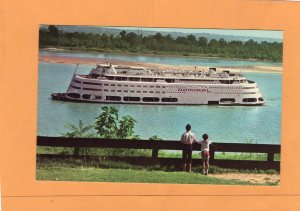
[61,74,265,106]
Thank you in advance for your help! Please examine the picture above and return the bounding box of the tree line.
[39,25,282,62]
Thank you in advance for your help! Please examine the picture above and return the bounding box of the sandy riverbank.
[39,54,282,73]
[211,173,280,185]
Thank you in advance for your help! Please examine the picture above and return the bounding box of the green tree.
[165,34,173,42]
[94,106,138,139]
[39,26,283,61]
[176,36,189,45]
[120,30,126,40]
[208,39,219,48]
[94,106,145,157]
[187,34,197,44]
[117,115,137,139]
[48,25,59,36]
[198,37,208,48]
[244,39,256,48]
[218,38,227,47]
[125,32,141,48]
[153,32,163,41]
[95,106,119,138]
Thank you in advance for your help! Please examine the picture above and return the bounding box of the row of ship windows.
[208,97,263,104]
[105,76,249,84]
[67,93,264,103]
[67,93,178,102]
[243,97,264,102]
[243,87,256,89]
[74,80,168,88]
[74,80,255,90]
[71,86,256,95]
[71,86,167,94]
[106,76,175,83]
[211,92,257,94]
[220,97,264,103]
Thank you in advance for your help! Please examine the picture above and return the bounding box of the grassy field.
[36,146,279,185]
[159,150,280,161]
[36,158,278,185]
[37,163,255,185]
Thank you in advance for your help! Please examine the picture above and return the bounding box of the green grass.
[37,157,278,174]
[215,152,265,161]
[37,165,257,185]
[158,151,281,161]
[38,147,280,162]
[214,152,281,161]
[36,146,152,157]
[158,150,182,158]
[37,146,74,155]
[36,158,279,185]
[274,153,281,161]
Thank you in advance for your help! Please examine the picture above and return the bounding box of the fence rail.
[37,136,281,171]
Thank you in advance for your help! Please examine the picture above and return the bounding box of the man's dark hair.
[186,124,191,131]
[202,134,208,140]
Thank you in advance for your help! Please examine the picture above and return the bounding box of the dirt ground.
[210,173,280,185]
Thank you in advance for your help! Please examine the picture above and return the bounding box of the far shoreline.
[39,49,283,74]
[40,47,283,65]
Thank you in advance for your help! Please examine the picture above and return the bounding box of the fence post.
[74,147,80,157]
[210,148,215,161]
[152,148,158,158]
[267,152,274,162]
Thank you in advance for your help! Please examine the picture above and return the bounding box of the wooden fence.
[37,136,281,171]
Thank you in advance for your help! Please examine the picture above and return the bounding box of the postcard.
[37,25,282,186]
[1,0,300,210]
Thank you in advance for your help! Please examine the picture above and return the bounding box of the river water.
[37,52,282,144]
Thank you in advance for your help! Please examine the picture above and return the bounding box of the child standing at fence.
[198,134,212,175]
[180,124,197,172]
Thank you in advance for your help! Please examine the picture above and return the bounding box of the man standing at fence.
[180,124,197,172]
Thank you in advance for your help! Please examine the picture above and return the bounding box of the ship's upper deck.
[86,64,247,83]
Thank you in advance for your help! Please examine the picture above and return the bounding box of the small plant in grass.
[149,135,162,141]
[241,139,258,158]
[61,120,95,155]
[62,120,95,138]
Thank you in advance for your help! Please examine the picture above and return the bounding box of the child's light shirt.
[198,139,212,151]
[180,131,197,145]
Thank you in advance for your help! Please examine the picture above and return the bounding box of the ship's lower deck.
[52,92,265,106]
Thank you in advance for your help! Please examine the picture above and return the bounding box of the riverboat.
[51,64,265,106]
